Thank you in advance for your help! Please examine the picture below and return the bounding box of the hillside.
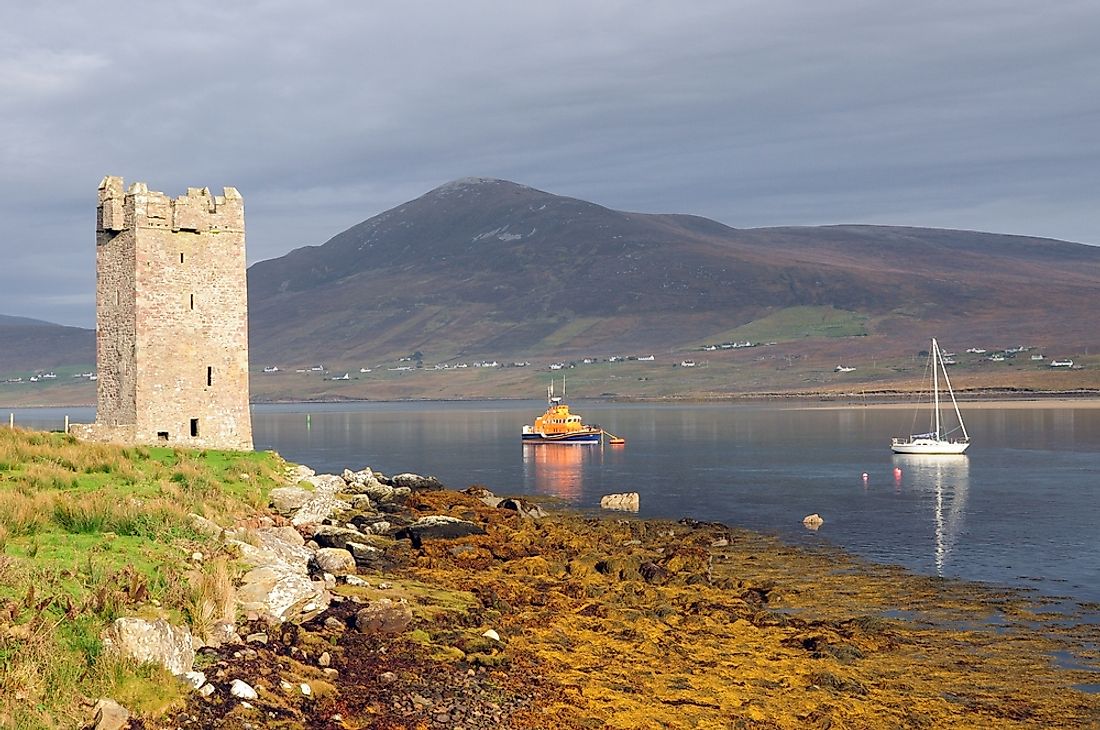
[0,315,94,374]
[246,178,1100,377]
[6,178,1100,406]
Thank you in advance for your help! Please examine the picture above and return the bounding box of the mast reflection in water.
[893,455,969,576]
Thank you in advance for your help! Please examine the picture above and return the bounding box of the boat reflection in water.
[893,454,970,576]
[522,443,601,501]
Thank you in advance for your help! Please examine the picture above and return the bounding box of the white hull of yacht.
[891,439,970,455]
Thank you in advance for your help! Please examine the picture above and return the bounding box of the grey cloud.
[0,1,1097,326]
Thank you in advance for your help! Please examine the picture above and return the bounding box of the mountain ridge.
[245,178,1100,371]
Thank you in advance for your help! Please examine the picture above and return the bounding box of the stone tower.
[72,177,253,450]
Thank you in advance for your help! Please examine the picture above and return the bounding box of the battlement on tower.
[98,176,244,238]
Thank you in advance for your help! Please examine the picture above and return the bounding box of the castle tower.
[74,176,253,450]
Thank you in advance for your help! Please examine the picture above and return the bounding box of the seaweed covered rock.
[396,515,486,548]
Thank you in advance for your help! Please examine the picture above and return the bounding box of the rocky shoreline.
[96,461,1100,729]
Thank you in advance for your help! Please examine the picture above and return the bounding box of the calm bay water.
[11,401,1100,602]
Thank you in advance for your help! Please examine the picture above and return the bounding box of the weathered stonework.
[71,177,253,450]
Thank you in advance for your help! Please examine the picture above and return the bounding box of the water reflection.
[893,455,970,576]
[522,445,598,500]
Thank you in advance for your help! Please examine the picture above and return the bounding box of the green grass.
[702,306,868,344]
[0,427,286,727]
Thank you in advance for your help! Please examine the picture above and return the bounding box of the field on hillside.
[0,428,284,727]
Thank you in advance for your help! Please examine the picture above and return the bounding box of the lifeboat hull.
[521,429,602,445]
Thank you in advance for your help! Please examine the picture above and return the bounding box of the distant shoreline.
[7,389,1100,412]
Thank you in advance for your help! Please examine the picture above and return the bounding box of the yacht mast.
[932,338,941,438]
[937,342,969,441]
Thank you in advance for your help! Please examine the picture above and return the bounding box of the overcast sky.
[2,1,1097,327]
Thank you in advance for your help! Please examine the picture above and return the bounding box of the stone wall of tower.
[72,176,253,450]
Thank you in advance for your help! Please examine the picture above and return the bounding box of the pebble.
[481,629,500,642]
[323,668,340,678]
[300,683,312,696]
[280,681,293,691]
[345,575,369,587]
[245,632,269,645]
[324,617,345,631]
[191,551,204,562]
[199,684,215,697]
[183,670,206,689]
[319,651,331,667]
[379,671,397,684]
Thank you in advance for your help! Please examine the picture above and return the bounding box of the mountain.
[247,178,1100,370]
[0,315,94,373]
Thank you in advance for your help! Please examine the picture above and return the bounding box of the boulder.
[802,513,824,530]
[464,485,502,508]
[312,525,365,550]
[342,467,374,486]
[229,527,312,569]
[291,474,351,525]
[102,618,195,676]
[600,492,640,512]
[90,698,131,730]
[188,513,223,538]
[348,494,375,511]
[498,497,548,519]
[285,464,316,483]
[314,547,356,576]
[349,514,392,534]
[236,565,330,623]
[230,679,258,700]
[184,671,207,690]
[355,598,414,634]
[390,472,446,491]
[395,515,485,548]
[346,540,386,568]
[269,487,313,514]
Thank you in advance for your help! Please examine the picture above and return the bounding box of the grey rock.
[236,565,330,623]
[345,541,385,568]
[206,620,242,648]
[498,497,548,519]
[292,474,351,525]
[184,670,207,689]
[312,525,364,550]
[188,513,223,538]
[355,598,414,635]
[269,486,312,513]
[599,492,640,512]
[348,494,375,511]
[314,547,357,576]
[245,632,269,645]
[396,515,485,548]
[91,698,131,730]
[199,683,216,697]
[464,485,502,508]
[390,472,445,491]
[230,679,258,700]
[102,618,195,676]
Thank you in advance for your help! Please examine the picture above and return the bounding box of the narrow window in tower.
[157,431,169,441]
[190,419,199,437]
[207,366,213,387]
[180,253,184,263]
[190,294,194,310]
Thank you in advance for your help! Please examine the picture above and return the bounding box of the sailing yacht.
[891,338,970,454]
